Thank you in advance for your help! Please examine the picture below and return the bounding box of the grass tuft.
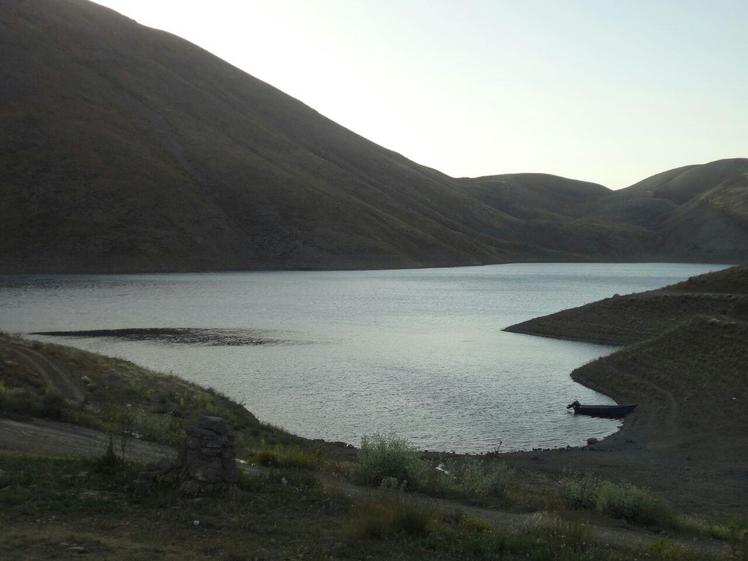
[254,444,319,470]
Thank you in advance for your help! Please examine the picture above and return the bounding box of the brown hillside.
[504,264,748,345]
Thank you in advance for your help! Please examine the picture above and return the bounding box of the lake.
[0,262,725,453]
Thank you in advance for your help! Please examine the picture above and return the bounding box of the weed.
[524,513,591,553]
[255,444,319,470]
[459,515,492,533]
[648,540,699,561]
[356,433,427,488]
[595,480,675,527]
[560,474,675,527]
[237,468,319,493]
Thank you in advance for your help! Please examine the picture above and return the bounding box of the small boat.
[566,400,637,419]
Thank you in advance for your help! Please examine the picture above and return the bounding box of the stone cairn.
[138,415,238,495]
[179,415,238,494]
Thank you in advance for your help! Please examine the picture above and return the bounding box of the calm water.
[0,263,725,452]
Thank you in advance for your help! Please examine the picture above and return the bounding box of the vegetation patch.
[560,474,676,527]
[356,433,427,489]
[254,443,320,470]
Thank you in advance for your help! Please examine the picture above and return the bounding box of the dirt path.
[0,417,175,463]
[0,341,85,405]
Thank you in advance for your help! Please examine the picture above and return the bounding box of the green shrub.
[254,444,319,470]
[357,433,426,488]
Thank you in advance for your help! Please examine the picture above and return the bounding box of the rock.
[135,416,237,495]
[586,437,599,446]
[178,416,238,494]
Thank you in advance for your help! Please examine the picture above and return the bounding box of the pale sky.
[91,0,747,188]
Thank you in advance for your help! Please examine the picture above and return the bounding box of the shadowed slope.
[0,0,523,272]
[0,0,746,272]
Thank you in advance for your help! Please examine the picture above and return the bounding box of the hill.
[587,159,748,262]
[504,264,748,345]
[0,0,746,272]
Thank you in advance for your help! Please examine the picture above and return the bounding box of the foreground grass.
[346,495,733,561]
[2,454,738,561]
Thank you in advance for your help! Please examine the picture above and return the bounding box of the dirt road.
[0,340,85,405]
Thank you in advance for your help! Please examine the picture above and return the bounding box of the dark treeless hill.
[0,0,746,272]
[504,263,748,345]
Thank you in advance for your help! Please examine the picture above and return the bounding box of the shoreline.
[499,265,748,517]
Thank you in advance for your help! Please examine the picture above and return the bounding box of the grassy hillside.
[0,0,746,272]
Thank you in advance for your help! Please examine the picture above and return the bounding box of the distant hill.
[587,159,748,262]
[0,0,746,273]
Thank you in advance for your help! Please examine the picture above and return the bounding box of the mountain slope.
[0,0,520,272]
[0,0,746,273]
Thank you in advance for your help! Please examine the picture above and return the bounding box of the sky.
[91,0,747,188]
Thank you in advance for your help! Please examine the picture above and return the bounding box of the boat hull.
[572,404,637,419]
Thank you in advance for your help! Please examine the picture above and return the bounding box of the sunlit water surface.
[0,263,725,452]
